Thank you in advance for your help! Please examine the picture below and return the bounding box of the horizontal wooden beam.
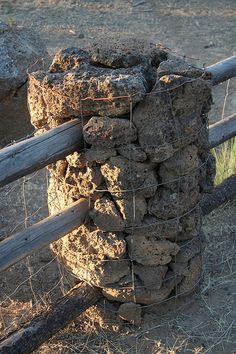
[209,113,236,149]
[0,119,83,188]
[0,198,89,273]
[202,174,236,216]
[207,55,236,85]
[0,282,102,354]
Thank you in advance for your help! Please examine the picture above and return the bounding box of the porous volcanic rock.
[115,196,147,227]
[83,116,137,148]
[126,235,180,266]
[100,156,157,198]
[90,197,125,231]
[29,38,215,326]
[133,74,212,163]
[118,302,142,325]
[28,64,148,129]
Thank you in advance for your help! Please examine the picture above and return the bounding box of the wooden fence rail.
[0,199,89,272]
[0,120,83,188]
[207,55,236,85]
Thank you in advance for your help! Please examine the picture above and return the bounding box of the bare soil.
[0,1,235,353]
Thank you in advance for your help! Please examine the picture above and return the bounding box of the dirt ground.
[0,1,236,353]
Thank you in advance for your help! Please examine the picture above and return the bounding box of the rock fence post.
[28,39,215,326]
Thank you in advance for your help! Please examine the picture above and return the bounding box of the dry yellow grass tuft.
[212,137,236,185]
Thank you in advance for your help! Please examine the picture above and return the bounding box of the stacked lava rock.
[28,39,215,326]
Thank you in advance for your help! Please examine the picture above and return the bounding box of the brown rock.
[115,196,147,228]
[133,75,211,163]
[65,164,103,197]
[118,302,142,326]
[66,151,87,169]
[126,234,179,266]
[90,197,125,231]
[101,156,157,198]
[134,264,168,290]
[103,272,182,305]
[28,64,148,128]
[49,47,90,72]
[48,160,68,179]
[148,187,200,220]
[51,225,129,287]
[176,255,202,295]
[85,147,117,163]
[157,58,210,79]
[117,144,147,162]
[83,116,137,148]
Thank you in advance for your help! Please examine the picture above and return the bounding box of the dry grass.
[212,137,236,185]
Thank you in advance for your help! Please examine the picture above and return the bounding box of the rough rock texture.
[126,235,180,266]
[100,157,157,198]
[29,39,215,326]
[90,197,125,231]
[115,196,147,228]
[28,64,148,130]
[118,302,142,325]
[0,21,48,145]
[83,116,137,148]
[133,75,212,163]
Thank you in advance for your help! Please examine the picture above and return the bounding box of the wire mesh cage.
[27,39,216,327]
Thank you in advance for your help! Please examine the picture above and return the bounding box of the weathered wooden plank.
[207,55,236,85]
[202,174,236,216]
[0,282,102,354]
[209,113,236,148]
[0,119,83,187]
[0,198,89,272]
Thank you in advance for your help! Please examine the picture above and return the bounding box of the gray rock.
[0,23,47,99]
[117,144,147,162]
[134,264,168,290]
[148,187,200,220]
[118,302,142,326]
[83,116,137,148]
[85,147,117,163]
[115,196,147,227]
[88,37,167,69]
[126,233,179,266]
[28,64,148,128]
[90,197,125,231]
[158,144,200,192]
[0,22,48,144]
[103,271,182,305]
[100,156,157,198]
[157,58,211,79]
[133,75,212,163]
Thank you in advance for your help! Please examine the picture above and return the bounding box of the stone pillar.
[28,39,214,326]
[0,21,48,146]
